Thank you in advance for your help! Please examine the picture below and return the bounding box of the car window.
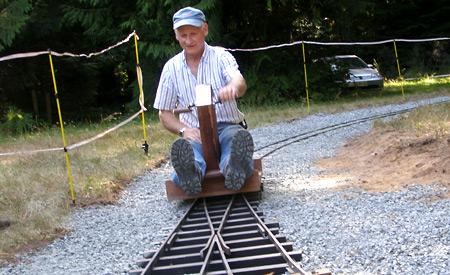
[335,57,369,69]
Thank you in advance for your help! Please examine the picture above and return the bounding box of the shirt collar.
[181,42,209,65]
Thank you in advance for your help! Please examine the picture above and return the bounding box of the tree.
[0,0,32,51]
[61,0,221,110]
[2,0,450,122]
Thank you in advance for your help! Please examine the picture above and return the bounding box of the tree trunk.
[31,89,39,120]
[46,92,52,124]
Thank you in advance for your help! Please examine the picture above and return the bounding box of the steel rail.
[200,235,233,275]
[200,198,216,258]
[256,98,450,158]
[258,109,410,158]
[242,194,308,275]
[200,196,234,257]
[216,195,235,254]
[200,196,235,274]
[140,199,198,274]
[132,194,306,274]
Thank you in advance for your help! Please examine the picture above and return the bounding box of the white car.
[328,55,384,89]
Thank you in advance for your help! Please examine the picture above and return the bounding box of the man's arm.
[218,73,247,102]
[159,110,201,142]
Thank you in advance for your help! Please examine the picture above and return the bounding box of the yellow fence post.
[393,40,405,98]
[301,41,311,113]
[133,32,149,154]
[48,51,76,204]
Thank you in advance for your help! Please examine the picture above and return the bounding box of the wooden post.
[195,85,220,172]
[165,84,262,201]
[198,103,220,171]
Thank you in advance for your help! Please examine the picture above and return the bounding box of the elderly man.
[153,6,254,194]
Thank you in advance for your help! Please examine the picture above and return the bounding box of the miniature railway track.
[255,106,414,158]
[130,98,449,274]
[130,193,321,275]
[254,98,450,158]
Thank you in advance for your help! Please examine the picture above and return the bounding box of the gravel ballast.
[2,96,449,275]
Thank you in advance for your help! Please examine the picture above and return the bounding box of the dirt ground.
[315,127,450,197]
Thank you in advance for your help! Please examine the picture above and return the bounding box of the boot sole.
[171,139,202,195]
[224,130,254,190]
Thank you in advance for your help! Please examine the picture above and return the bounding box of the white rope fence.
[0,109,145,157]
[0,32,135,62]
[223,36,450,113]
[1,34,449,157]
[225,37,450,52]
[0,31,147,157]
[0,147,64,157]
[3,35,449,61]
[67,109,144,151]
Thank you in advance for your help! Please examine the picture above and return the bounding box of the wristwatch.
[178,127,186,137]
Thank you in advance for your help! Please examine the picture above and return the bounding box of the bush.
[308,58,342,100]
[0,107,39,135]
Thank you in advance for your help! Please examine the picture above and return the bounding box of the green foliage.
[0,107,38,135]
[241,48,305,105]
[307,57,342,101]
[0,0,32,51]
[59,0,222,115]
[62,0,130,44]
[1,0,450,121]
[242,54,272,105]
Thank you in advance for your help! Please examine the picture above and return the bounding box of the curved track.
[255,99,450,158]
[130,98,449,274]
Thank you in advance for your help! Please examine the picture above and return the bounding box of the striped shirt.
[153,42,245,128]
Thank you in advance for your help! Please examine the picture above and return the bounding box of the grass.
[0,120,173,262]
[0,76,449,263]
[373,76,450,138]
[374,101,450,138]
[243,76,450,127]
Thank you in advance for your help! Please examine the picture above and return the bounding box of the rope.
[0,147,63,157]
[133,31,149,154]
[0,108,145,157]
[225,37,450,52]
[136,65,146,111]
[0,31,148,157]
[67,110,144,150]
[2,34,449,157]
[3,34,448,61]
[0,32,135,62]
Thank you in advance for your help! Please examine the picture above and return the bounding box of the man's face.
[175,24,208,57]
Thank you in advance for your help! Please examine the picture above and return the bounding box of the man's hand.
[218,84,237,102]
[218,73,247,102]
[182,127,202,143]
[159,110,201,142]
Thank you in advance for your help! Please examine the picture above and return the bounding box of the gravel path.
[2,96,449,275]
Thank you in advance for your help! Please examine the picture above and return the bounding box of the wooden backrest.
[197,103,220,171]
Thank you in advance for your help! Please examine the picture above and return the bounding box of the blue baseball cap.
[173,7,206,29]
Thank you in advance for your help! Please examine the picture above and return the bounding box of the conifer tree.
[0,0,32,51]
